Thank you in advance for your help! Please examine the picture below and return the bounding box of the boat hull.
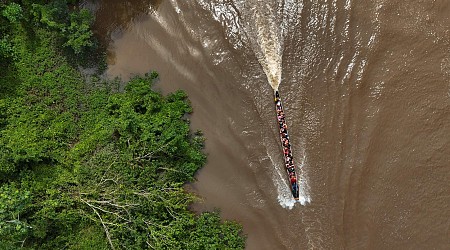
[274,90,299,200]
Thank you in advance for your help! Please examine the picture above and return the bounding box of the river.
[86,0,450,249]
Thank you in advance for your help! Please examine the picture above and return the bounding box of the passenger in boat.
[288,159,293,165]
[291,180,298,195]
[291,177,297,184]
[286,151,292,158]
[286,152,292,159]
[286,155,292,162]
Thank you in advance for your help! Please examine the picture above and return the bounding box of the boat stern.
[291,181,299,200]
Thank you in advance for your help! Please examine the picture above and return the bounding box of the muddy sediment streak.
[91,0,450,249]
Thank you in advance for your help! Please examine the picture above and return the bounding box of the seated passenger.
[292,182,298,193]
[291,176,297,184]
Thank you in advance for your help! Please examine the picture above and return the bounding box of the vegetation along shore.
[0,1,245,249]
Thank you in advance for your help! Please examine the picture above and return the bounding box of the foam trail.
[268,151,311,209]
[251,3,283,90]
[297,154,312,205]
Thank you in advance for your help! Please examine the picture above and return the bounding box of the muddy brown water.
[86,0,450,249]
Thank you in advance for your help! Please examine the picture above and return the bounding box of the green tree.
[63,9,94,54]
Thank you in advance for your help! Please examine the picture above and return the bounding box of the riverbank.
[0,1,245,249]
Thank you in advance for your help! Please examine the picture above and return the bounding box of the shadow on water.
[83,0,163,62]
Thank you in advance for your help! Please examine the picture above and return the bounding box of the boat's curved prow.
[274,90,300,200]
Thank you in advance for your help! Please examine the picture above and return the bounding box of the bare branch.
[81,199,115,250]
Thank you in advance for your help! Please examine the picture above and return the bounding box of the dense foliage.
[0,1,245,249]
